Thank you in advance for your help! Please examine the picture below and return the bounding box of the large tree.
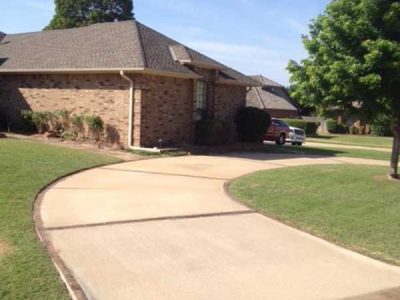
[45,0,134,30]
[288,0,400,179]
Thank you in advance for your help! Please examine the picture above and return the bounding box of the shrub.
[71,114,84,128]
[20,110,73,135]
[60,129,78,141]
[195,119,233,146]
[282,119,320,135]
[31,111,51,134]
[349,126,359,135]
[236,107,271,143]
[305,122,319,135]
[69,114,84,139]
[53,110,70,133]
[85,115,104,141]
[336,124,349,134]
[371,114,392,136]
[327,119,349,134]
[20,110,36,132]
[327,119,337,133]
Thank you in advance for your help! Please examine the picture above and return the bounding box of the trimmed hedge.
[281,118,320,135]
[236,107,271,143]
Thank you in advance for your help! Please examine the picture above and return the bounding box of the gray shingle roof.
[247,75,299,111]
[0,21,257,85]
[250,75,283,88]
[0,22,144,70]
[136,22,257,85]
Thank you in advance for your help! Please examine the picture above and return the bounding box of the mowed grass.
[307,134,393,148]
[0,139,120,299]
[263,143,395,161]
[230,164,400,265]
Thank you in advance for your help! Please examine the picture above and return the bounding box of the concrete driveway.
[37,153,400,300]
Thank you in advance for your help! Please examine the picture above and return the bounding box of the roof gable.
[247,75,299,111]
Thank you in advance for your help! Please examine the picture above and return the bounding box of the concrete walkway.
[38,153,400,300]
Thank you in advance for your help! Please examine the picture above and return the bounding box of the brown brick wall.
[0,73,247,148]
[0,74,131,146]
[214,84,247,142]
[139,75,195,147]
[214,84,247,123]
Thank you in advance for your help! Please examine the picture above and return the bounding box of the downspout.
[120,70,160,153]
[120,70,135,148]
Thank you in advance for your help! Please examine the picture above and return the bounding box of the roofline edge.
[216,79,260,87]
[0,67,202,79]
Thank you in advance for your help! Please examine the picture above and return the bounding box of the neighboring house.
[246,75,300,118]
[0,21,258,148]
[330,103,371,134]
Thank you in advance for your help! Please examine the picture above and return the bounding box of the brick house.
[0,21,257,148]
[246,75,300,118]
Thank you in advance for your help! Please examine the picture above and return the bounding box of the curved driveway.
[38,153,400,300]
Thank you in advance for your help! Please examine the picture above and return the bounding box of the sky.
[1,0,331,85]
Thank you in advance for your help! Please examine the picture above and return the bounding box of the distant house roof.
[250,75,283,88]
[246,75,299,111]
[0,21,257,86]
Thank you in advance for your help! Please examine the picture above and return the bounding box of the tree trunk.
[390,118,400,179]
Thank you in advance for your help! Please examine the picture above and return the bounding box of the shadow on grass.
[221,144,346,161]
[309,135,335,140]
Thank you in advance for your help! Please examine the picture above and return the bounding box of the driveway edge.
[223,163,400,268]
[33,161,126,300]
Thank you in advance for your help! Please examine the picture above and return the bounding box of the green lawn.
[307,134,393,148]
[0,139,120,299]
[230,164,400,265]
[263,143,394,161]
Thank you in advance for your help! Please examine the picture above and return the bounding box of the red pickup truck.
[264,118,290,145]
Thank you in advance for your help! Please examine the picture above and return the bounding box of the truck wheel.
[275,134,286,146]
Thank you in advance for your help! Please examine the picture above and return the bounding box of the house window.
[195,81,208,118]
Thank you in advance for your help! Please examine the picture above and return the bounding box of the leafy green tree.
[288,0,400,179]
[45,0,134,30]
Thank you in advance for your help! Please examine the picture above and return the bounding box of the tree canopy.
[287,0,400,178]
[45,0,134,30]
